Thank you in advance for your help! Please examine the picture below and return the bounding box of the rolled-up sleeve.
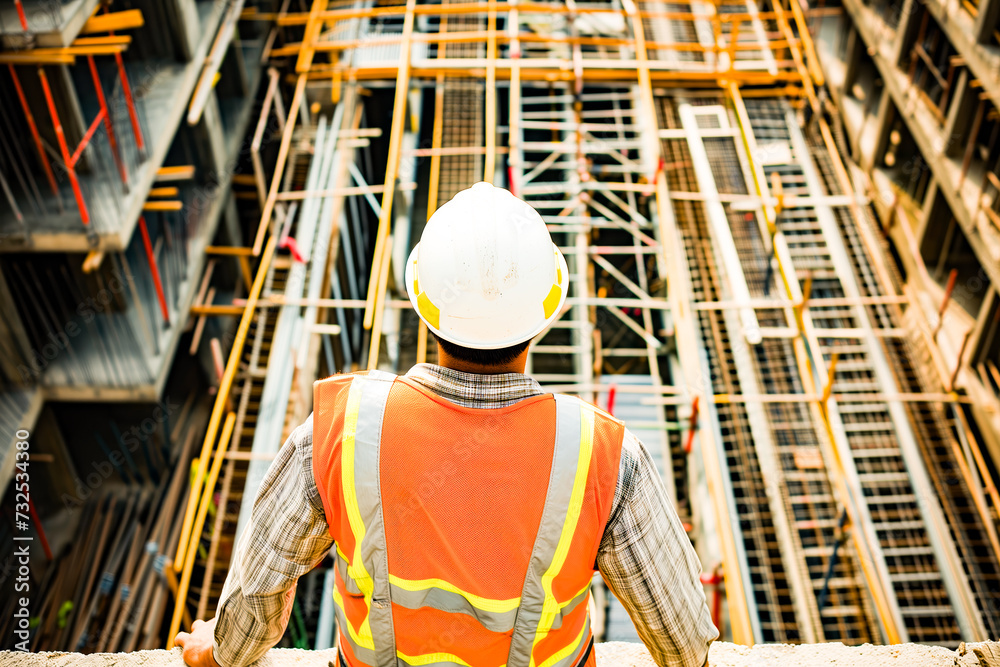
[213,414,333,667]
[597,429,718,667]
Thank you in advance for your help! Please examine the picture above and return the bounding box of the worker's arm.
[202,414,332,667]
[597,429,718,667]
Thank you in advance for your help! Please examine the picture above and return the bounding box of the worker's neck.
[435,343,529,375]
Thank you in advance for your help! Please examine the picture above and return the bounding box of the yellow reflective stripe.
[341,380,376,648]
[537,619,588,667]
[336,543,351,564]
[389,574,522,613]
[398,650,505,667]
[530,406,594,667]
[542,283,562,319]
[545,246,564,319]
[417,291,440,329]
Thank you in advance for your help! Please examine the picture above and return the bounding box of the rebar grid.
[702,94,876,643]
[806,128,1000,638]
[660,94,802,643]
[743,97,970,645]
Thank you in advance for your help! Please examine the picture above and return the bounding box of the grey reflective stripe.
[352,371,397,666]
[547,584,590,632]
[507,394,583,667]
[550,615,592,667]
[389,582,519,633]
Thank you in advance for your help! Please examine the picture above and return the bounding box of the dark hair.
[433,334,531,367]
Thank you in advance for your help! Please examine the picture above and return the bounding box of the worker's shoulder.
[551,392,625,428]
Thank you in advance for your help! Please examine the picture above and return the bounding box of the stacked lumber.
[0,398,207,652]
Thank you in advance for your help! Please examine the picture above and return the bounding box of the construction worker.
[175,182,717,667]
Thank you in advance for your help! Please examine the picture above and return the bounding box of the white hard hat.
[404,182,569,350]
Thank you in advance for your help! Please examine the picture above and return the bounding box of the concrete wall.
[2,642,999,667]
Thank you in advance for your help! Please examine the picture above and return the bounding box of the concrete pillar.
[969,288,1000,465]
[220,194,243,249]
[167,0,203,62]
[220,37,250,102]
[864,90,895,173]
[942,70,976,158]
[974,0,1000,44]
[0,266,34,383]
[917,181,961,262]
[194,90,229,179]
[842,26,863,96]
[891,0,921,69]
[32,406,79,515]
[971,284,997,365]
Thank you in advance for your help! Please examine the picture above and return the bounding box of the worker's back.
[312,370,625,667]
[174,184,715,667]
[177,183,718,667]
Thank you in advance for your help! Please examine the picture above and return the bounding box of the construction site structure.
[807,0,1000,497]
[2,0,1000,653]
[0,0,281,651]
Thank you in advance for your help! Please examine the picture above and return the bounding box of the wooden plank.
[80,9,144,34]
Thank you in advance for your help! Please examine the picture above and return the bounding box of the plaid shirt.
[214,364,717,667]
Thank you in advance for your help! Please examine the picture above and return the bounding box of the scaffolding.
[165,0,1000,648]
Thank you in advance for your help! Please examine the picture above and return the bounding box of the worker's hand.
[175,618,222,667]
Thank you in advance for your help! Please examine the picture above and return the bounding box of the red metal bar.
[113,51,144,152]
[138,216,171,324]
[27,496,53,560]
[939,268,959,318]
[14,0,29,30]
[700,567,724,634]
[949,328,974,392]
[9,65,59,197]
[87,55,127,183]
[69,107,106,168]
[606,383,617,416]
[933,268,959,338]
[683,395,700,454]
[38,67,90,226]
[105,5,145,152]
[280,235,306,263]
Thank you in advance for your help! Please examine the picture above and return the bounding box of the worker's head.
[405,182,569,371]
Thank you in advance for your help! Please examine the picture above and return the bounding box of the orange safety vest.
[313,370,625,667]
